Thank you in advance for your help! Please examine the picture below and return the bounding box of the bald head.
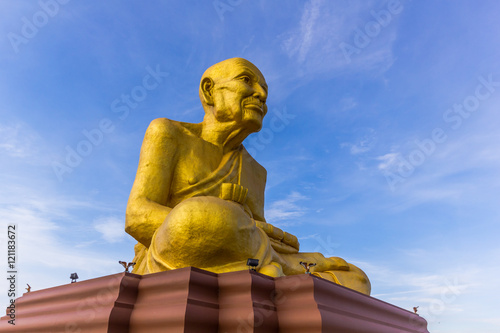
[199,58,267,109]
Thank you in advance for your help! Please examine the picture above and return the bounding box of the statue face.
[210,59,268,132]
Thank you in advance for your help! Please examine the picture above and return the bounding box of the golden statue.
[125,57,371,295]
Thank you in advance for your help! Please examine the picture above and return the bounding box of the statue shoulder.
[147,118,181,136]
[146,118,199,142]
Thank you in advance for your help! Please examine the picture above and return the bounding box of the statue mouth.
[245,104,264,113]
[244,97,265,113]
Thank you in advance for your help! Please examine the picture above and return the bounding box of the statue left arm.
[125,118,177,247]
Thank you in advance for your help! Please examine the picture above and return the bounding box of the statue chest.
[168,146,265,218]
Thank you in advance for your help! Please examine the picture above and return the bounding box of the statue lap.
[131,195,370,295]
[147,196,274,273]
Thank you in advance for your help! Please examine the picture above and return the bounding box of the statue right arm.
[125,118,177,247]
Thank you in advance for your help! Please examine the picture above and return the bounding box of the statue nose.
[253,84,267,102]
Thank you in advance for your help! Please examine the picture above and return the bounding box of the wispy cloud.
[358,260,472,327]
[94,216,126,243]
[375,114,500,208]
[266,191,308,225]
[368,255,500,332]
[0,122,45,160]
[377,151,401,171]
[284,0,322,63]
[280,0,398,75]
[0,179,126,305]
[341,128,377,155]
[298,233,319,240]
[0,195,117,270]
[339,97,358,111]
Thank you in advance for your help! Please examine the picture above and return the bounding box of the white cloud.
[0,184,124,309]
[354,244,500,332]
[94,216,126,243]
[280,0,398,75]
[339,97,358,111]
[266,191,308,225]
[0,123,44,159]
[0,202,116,271]
[377,152,401,171]
[0,203,114,297]
[341,128,377,155]
[341,142,368,155]
[298,233,319,240]
[375,110,500,208]
[360,260,473,326]
[296,0,321,63]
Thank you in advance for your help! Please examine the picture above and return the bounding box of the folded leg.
[146,196,274,273]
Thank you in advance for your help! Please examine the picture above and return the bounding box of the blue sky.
[1,1,499,331]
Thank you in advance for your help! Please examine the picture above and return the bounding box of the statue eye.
[240,76,251,84]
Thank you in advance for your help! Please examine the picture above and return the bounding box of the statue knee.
[334,263,371,295]
[152,196,257,268]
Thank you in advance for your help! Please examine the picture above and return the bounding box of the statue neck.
[200,118,250,154]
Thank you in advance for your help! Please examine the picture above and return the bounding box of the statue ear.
[201,77,215,105]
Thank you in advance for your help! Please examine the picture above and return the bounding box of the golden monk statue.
[125,57,371,295]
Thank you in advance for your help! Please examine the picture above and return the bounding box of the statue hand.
[220,183,248,205]
[255,220,300,252]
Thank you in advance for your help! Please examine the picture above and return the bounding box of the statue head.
[199,57,268,132]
